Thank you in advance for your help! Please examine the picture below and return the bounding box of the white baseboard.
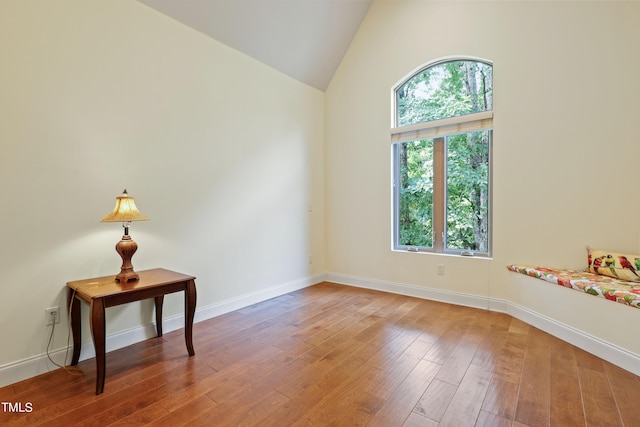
[192,273,326,324]
[0,273,325,388]
[506,302,640,377]
[327,272,640,377]
[3,271,638,388]
[326,273,494,310]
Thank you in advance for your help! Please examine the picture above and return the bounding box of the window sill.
[392,248,493,260]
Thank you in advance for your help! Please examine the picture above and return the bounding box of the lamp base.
[115,269,139,283]
[115,235,139,282]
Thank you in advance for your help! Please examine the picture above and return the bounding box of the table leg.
[154,295,164,337]
[184,279,197,356]
[68,288,81,365]
[90,298,106,395]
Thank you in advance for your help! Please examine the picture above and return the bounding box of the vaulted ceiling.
[138,0,372,91]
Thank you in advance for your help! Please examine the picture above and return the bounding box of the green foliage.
[397,60,492,127]
[399,140,433,247]
[446,131,489,251]
[396,60,492,252]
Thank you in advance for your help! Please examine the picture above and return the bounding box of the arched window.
[392,58,493,256]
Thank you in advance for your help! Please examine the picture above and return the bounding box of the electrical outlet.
[437,264,445,275]
[45,306,60,325]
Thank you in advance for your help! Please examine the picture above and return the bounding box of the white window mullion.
[433,137,446,252]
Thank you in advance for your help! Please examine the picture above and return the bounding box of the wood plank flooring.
[1,282,639,426]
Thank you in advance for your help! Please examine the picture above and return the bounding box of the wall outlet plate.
[45,307,60,325]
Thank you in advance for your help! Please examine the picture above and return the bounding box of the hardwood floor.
[2,282,639,426]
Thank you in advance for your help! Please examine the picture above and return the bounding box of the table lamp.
[101,189,149,282]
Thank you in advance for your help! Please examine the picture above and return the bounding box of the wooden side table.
[67,268,197,395]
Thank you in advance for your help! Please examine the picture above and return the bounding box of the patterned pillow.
[587,246,640,282]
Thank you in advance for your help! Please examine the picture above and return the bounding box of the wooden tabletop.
[67,268,196,300]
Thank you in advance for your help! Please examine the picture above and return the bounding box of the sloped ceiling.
[138,0,372,91]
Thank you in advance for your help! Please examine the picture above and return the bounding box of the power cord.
[45,290,83,376]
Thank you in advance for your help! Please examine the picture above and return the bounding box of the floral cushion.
[507,264,640,309]
[586,246,640,282]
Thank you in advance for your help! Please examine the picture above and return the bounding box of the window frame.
[391,57,493,257]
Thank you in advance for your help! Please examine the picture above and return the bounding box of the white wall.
[0,0,325,385]
[3,0,640,387]
[325,1,640,359]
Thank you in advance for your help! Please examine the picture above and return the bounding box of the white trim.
[192,273,325,323]
[0,273,325,388]
[506,301,640,375]
[392,55,494,97]
[3,271,638,387]
[390,56,493,128]
[326,272,640,377]
[390,55,493,127]
[326,272,492,310]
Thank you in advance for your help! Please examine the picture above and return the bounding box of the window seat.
[507,264,640,309]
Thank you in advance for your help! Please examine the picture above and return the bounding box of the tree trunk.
[463,63,489,252]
